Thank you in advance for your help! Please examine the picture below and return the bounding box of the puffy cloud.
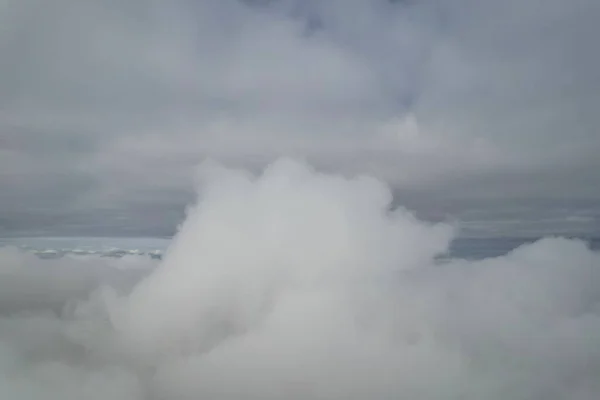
[1,159,599,399]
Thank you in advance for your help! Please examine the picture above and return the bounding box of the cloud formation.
[1,0,599,235]
[1,159,600,399]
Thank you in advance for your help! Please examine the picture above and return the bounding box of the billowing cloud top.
[1,159,600,399]
[1,0,599,236]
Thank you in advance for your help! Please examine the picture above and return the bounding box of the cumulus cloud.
[1,0,599,235]
[1,159,599,399]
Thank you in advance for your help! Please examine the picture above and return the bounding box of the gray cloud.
[1,0,599,236]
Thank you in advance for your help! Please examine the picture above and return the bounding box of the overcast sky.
[1,0,599,237]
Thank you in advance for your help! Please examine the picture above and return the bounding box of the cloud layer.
[1,159,600,399]
[1,0,599,235]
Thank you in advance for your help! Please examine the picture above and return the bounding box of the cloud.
[0,159,599,399]
[1,0,599,235]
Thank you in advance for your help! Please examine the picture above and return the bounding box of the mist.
[1,159,599,399]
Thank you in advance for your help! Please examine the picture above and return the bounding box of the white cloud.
[1,159,599,399]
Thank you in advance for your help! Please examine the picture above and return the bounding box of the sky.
[2,5,600,395]
[1,0,600,237]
